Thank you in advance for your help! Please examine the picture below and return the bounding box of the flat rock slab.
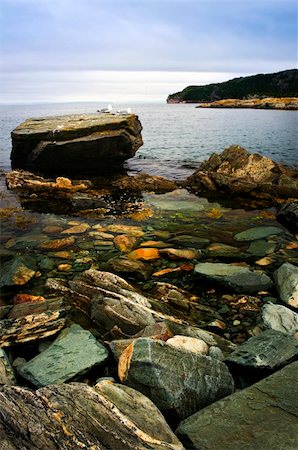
[11,113,143,175]
[19,324,109,387]
[226,329,298,371]
[194,262,273,293]
[118,338,234,423]
[176,361,298,450]
[0,381,184,450]
[234,226,283,241]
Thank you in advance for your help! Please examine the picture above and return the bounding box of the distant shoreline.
[193,97,298,111]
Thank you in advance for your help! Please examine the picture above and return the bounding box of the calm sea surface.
[0,102,297,179]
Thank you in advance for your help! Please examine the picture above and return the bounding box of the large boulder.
[0,381,185,450]
[118,337,234,423]
[185,145,298,199]
[10,113,143,175]
[176,361,298,450]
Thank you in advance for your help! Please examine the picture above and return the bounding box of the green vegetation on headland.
[166,69,298,103]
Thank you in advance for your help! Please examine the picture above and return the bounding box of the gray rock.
[19,324,109,387]
[0,382,184,450]
[118,338,234,422]
[274,262,298,309]
[234,226,283,241]
[208,346,224,361]
[11,113,143,175]
[226,329,298,371]
[260,303,298,336]
[176,361,298,450]
[0,349,16,385]
[247,239,276,257]
[194,262,273,293]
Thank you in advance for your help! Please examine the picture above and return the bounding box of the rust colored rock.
[13,294,45,305]
[128,248,161,261]
[113,234,138,253]
[39,236,75,250]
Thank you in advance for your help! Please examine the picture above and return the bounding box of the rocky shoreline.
[194,97,298,110]
[1,114,298,449]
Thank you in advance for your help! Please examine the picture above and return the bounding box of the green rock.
[18,324,109,387]
[248,239,276,257]
[119,338,234,422]
[176,361,298,450]
[194,262,273,293]
[274,262,298,309]
[0,349,16,385]
[0,256,36,287]
[170,235,210,248]
[234,226,283,241]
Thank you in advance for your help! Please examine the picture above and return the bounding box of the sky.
[0,0,297,103]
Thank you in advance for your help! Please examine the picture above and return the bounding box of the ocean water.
[0,102,297,179]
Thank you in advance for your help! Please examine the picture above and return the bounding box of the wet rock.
[112,173,177,193]
[170,235,210,248]
[38,236,75,250]
[176,361,298,450]
[11,113,143,175]
[61,223,90,234]
[118,338,234,423]
[226,329,298,373]
[260,303,298,336]
[0,256,36,287]
[128,248,160,261]
[247,239,276,257]
[234,226,283,241]
[145,188,208,212]
[0,382,184,450]
[159,248,198,260]
[194,262,273,293]
[19,324,109,387]
[277,201,298,234]
[113,234,138,253]
[107,256,151,280]
[185,146,298,200]
[104,224,145,237]
[0,298,67,347]
[0,349,16,385]
[274,262,298,309]
[207,242,241,257]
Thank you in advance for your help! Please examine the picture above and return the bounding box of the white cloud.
[0,70,248,104]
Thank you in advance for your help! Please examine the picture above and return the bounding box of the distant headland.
[166,69,298,109]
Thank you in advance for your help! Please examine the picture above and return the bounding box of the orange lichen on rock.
[128,248,160,261]
[118,342,134,382]
[13,293,45,305]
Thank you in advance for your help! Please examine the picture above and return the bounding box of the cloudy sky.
[0,0,296,103]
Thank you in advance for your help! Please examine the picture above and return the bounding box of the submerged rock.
[11,113,143,175]
[0,382,185,450]
[19,324,109,387]
[234,226,283,241]
[0,256,36,288]
[118,338,234,423]
[194,262,273,293]
[176,361,298,450]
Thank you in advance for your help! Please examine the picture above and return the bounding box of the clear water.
[0,102,297,179]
